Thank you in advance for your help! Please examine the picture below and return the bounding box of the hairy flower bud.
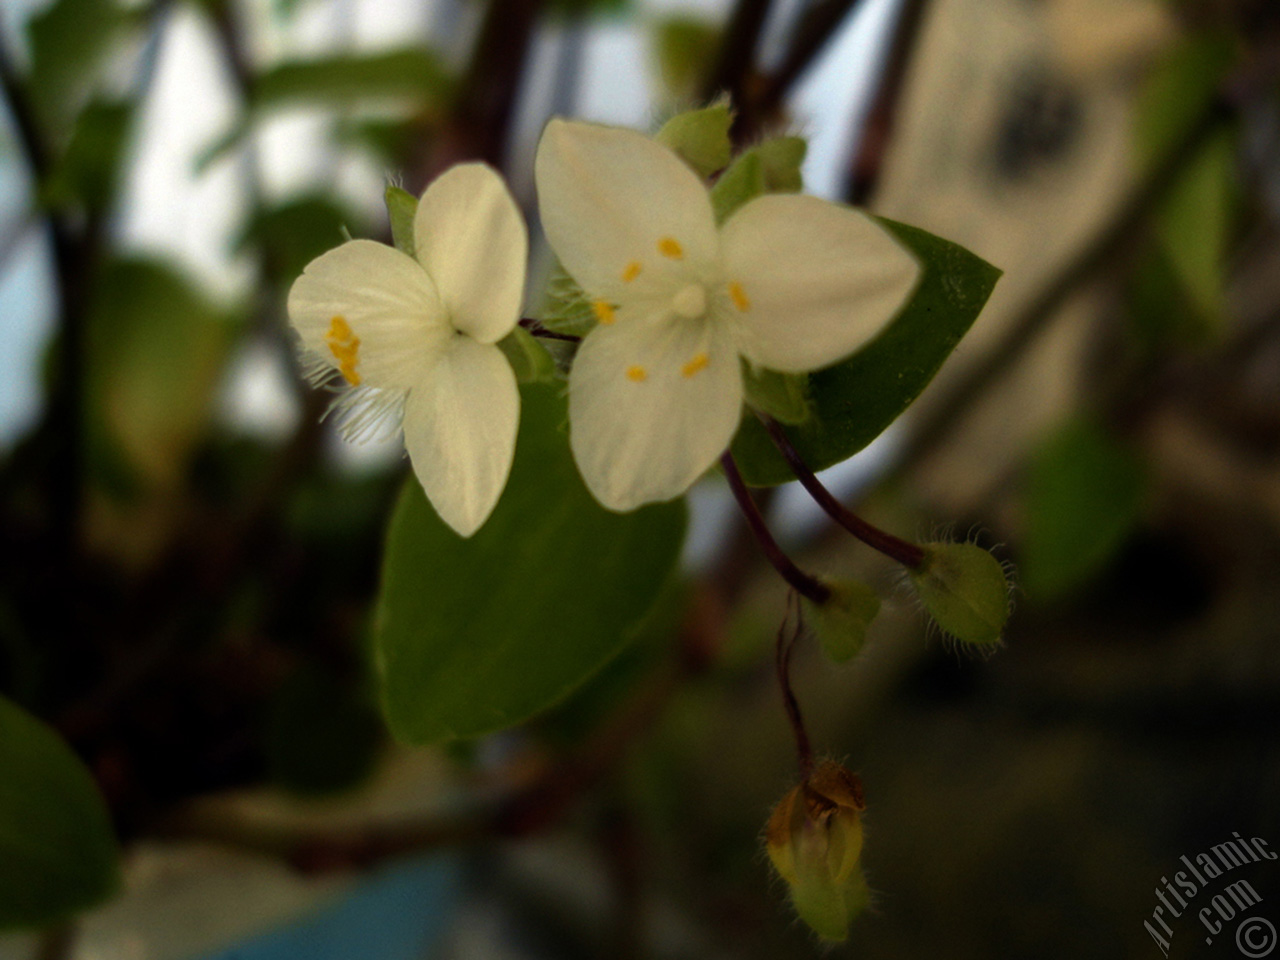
[765,761,870,941]
[908,542,1010,646]
[803,578,880,663]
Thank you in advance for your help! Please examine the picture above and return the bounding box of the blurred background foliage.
[0,0,1278,957]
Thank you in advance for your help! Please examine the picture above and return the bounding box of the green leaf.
[376,384,687,743]
[731,218,1002,486]
[909,542,1010,646]
[537,261,598,336]
[265,668,383,797]
[654,17,721,103]
[384,185,418,257]
[26,0,137,133]
[1155,127,1236,325]
[236,194,359,281]
[742,362,809,425]
[1134,33,1235,165]
[710,136,806,223]
[251,49,452,110]
[86,259,233,489]
[497,327,557,384]
[1022,418,1145,601]
[0,695,121,929]
[40,98,133,213]
[803,579,879,663]
[655,102,733,178]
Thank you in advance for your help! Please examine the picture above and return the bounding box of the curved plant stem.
[758,415,925,568]
[519,317,581,342]
[777,591,814,779]
[720,452,831,604]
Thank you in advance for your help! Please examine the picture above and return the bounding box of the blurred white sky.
[0,0,902,537]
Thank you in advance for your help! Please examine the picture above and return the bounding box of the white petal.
[535,118,719,303]
[719,195,921,373]
[413,163,528,344]
[288,239,448,390]
[569,316,741,511]
[402,337,520,537]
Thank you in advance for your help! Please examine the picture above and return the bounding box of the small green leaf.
[742,362,809,425]
[1134,33,1235,165]
[908,542,1010,646]
[1022,418,1145,600]
[731,218,1001,485]
[27,0,137,132]
[710,136,806,222]
[251,49,452,110]
[384,185,418,257]
[0,695,121,929]
[40,98,133,213]
[497,326,556,383]
[803,579,880,663]
[654,16,720,103]
[86,259,233,488]
[655,102,733,178]
[1155,127,1236,326]
[711,152,765,223]
[537,261,598,336]
[236,195,359,280]
[376,384,687,743]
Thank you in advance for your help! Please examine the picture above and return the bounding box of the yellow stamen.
[593,300,616,325]
[621,261,642,283]
[626,365,648,382]
[657,237,683,260]
[728,281,751,312]
[681,352,709,378]
[325,315,362,386]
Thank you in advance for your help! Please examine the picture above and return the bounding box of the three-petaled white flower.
[535,118,922,512]
[288,163,527,537]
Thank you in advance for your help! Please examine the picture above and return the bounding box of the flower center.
[672,283,707,320]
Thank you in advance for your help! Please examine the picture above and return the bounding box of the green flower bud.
[803,579,880,663]
[654,102,734,178]
[765,761,870,941]
[908,542,1010,646]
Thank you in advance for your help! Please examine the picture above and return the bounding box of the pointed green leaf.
[384,185,418,257]
[376,384,687,743]
[251,49,452,110]
[742,362,809,425]
[654,16,720,103]
[0,696,121,929]
[730,218,1001,485]
[711,136,806,222]
[655,102,733,178]
[236,194,359,280]
[27,0,138,132]
[497,326,557,383]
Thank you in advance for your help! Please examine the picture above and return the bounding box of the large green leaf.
[0,696,121,929]
[251,49,452,109]
[375,384,687,743]
[26,0,138,133]
[731,218,1001,486]
[1021,418,1146,601]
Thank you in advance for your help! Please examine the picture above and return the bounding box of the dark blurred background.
[1,0,1278,957]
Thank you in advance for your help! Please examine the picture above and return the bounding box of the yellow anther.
[681,352,710,378]
[621,261,642,283]
[626,365,648,382]
[728,281,751,312]
[593,300,616,325]
[657,237,683,260]
[325,315,362,386]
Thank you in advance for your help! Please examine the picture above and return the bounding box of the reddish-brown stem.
[720,452,831,604]
[519,317,581,343]
[777,592,814,779]
[758,415,925,568]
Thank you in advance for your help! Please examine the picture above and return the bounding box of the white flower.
[534,118,922,512]
[288,163,527,537]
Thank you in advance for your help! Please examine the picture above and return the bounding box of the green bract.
[376,384,687,743]
[655,102,734,178]
[804,579,880,663]
[0,696,121,929]
[909,542,1010,646]
[731,218,1001,486]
